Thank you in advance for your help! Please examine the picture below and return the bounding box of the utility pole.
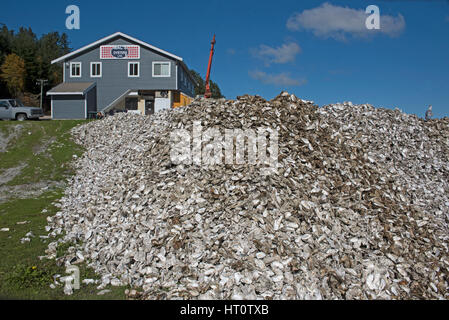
[36,79,48,110]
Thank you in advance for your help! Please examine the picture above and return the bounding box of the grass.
[0,120,129,299]
[0,120,86,185]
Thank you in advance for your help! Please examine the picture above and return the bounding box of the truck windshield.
[8,100,24,107]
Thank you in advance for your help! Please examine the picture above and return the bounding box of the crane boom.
[204,34,216,98]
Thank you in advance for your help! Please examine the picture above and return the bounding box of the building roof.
[46,82,96,95]
[51,32,183,64]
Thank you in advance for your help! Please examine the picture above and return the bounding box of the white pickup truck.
[0,99,44,121]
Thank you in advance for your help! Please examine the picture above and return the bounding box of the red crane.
[204,34,216,98]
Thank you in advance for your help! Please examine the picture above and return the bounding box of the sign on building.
[100,45,140,59]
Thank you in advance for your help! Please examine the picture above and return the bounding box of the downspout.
[174,62,178,109]
[175,62,178,90]
[84,95,87,119]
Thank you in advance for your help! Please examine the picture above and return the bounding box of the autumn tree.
[1,53,26,97]
[0,25,71,111]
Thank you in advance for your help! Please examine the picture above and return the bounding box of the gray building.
[47,32,196,119]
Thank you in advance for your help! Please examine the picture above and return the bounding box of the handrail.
[100,89,132,113]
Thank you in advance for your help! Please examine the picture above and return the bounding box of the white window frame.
[128,62,140,78]
[70,62,82,78]
[152,61,171,78]
[90,62,102,78]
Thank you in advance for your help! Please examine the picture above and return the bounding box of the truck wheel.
[16,114,27,121]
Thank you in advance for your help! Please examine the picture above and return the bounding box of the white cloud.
[227,48,236,55]
[286,2,405,40]
[252,42,301,65]
[249,70,306,87]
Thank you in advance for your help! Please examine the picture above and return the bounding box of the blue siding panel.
[63,36,179,110]
[177,65,195,98]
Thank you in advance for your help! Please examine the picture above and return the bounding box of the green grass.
[0,120,129,299]
[0,120,87,185]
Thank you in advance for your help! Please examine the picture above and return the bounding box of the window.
[152,61,170,77]
[0,101,9,108]
[9,99,23,107]
[90,62,102,77]
[70,62,81,77]
[125,98,138,110]
[128,62,139,77]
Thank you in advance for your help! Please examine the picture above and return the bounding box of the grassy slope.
[1,120,83,185]
[0,120,128,299]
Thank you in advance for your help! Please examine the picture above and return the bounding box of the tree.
[189,69,224,98]
[1,53,26,97]
[0,24,71,108]
[0,26,13,63]
[37,32,70,86]
[209,80,223,99]
[11,27,38,93]
[0,26,13,97]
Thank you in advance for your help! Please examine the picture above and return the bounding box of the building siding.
[52,95,85,119]
[177,65,195,98]
[62,36,180,111]
[173,91,194,108]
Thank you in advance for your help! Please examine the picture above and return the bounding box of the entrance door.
[145,100,154,115]
[155,97,170,113]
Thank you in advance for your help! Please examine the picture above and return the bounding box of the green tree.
[11,27,38,93]
[37,32,70,86]
[209,80,223,99]
[1,53,26,97]
[189,69,224,98]
[0,25,13,62]
[0,24,71,103]
[0,25,14,97]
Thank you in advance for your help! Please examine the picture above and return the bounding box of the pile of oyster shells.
[45,92,449,299]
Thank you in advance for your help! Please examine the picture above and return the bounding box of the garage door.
[52,95,86,119]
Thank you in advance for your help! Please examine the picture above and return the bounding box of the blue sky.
[1,0,449,118]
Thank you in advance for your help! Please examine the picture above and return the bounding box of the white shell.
[42,93,449,300]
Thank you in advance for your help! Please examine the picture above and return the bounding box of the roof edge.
[51,32,183,64]
[46,82,96,95]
